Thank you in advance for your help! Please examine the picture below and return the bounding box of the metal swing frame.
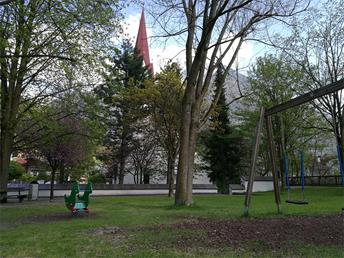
[244,79,344,215]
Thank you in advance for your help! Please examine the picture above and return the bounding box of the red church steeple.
[135,8,153,74]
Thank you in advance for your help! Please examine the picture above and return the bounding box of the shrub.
[20,173,36,183]
[88,173,106,183]
[9,161,26,180]
[36,171,50,182]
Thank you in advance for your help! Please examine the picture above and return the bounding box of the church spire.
[135,8,153,74]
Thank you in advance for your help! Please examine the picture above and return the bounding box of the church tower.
[135,8,154,74]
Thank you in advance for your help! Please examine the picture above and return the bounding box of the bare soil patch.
[21,212,98,224]
[0,212,98,230]
[165,215,344,250]
[96,214,343,252]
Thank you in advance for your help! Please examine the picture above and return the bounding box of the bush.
[36,171,50,182]
[9,161,26,180]
[88,173,106,183]
[20,173,36,183]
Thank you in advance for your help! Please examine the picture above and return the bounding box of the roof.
[14,158,27,165]
[135,8,153,74]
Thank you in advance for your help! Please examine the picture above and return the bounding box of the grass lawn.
[0,187,343,257]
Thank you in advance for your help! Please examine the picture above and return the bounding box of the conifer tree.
[96,40,150,184]
[200,67,244,194]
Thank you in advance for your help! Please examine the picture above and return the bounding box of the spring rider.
[64,181,93,214]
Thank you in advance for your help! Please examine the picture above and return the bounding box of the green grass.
[0,187,343,257]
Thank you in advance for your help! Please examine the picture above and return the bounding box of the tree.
[18,96,95,200]
[150,0,309,205]
[0,0,123,202]
[237,55,328,183]
[9,161,25,181]
[88,172,106,184]
[129,128,160,184]
[114,61,183,190]
[199,67,245,194]
[96,40,150,184]
[14,87,104,182]
[278,0,344,164]
[38,115,89,200]
[146,62,183,196]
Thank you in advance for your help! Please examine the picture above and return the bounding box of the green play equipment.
[64,182,93,214]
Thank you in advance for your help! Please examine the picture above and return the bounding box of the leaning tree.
[149,0,309,205]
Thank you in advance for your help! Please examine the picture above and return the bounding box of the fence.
[288,176,342,186]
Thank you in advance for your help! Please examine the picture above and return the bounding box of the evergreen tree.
[96,40,150,184]
[199,67,244,194]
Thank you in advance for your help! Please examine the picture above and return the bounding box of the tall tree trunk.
[119,154,125,184]
[167,156,172,185]
[138,167,141,184]
[59,162,65,183]
[175,91,201,205]
[185,101,201,203]
[111,163,118,184]
[0,1,33,202]
[0,42,12,203]
[167,154,176,197]
[49,168,57,201]
[143,171,149,184]
[175,90,193,205]
[0,83,20,203]
[0,134,12,203]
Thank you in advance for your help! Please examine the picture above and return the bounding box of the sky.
[122,4,259,74]
[121,1,322,75]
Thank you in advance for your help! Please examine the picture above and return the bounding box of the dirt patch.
[163,215,344,250]
[21,212,99,224]
[94,226,124,236]
[92,226,132,248]
[104,214,342,253]
[0,212,99,230]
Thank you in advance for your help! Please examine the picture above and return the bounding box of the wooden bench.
[1,187,27,203]
[228,184,246,195]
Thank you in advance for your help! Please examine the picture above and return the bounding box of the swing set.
[244,79,344,215]
[284,152,308,205]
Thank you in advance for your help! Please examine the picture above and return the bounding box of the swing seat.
[286,199,308,205]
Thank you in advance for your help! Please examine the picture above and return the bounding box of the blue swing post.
[336,145,344,187]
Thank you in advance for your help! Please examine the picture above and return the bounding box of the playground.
[0,187,342,257]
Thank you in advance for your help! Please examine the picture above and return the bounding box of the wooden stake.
[266,115,282,213]
[244,107,265,216]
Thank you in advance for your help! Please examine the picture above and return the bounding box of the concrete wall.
[37,188,217,197]
[35,184,217,197]
[243,180,274,192]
